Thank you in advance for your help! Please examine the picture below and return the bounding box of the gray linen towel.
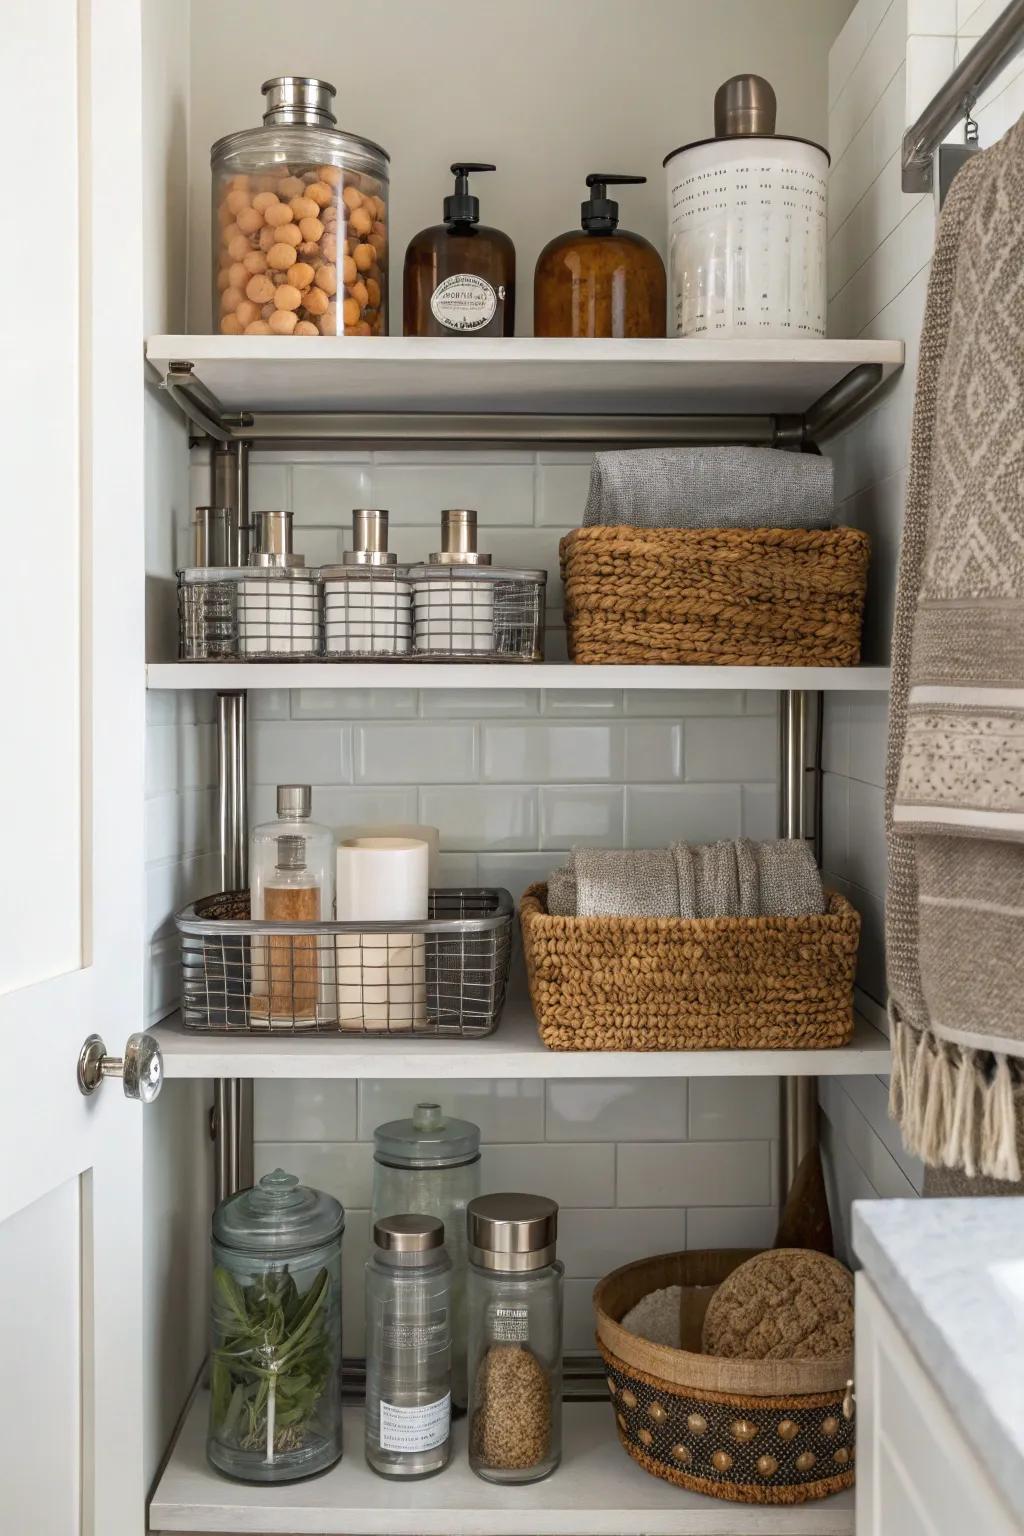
[571,847,679,918]
[755,839,827,917]
[582,447,834,530]
[546,867,578,917]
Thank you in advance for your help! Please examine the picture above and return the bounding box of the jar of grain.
[466,1193,562,1484]
[211,77,389,338]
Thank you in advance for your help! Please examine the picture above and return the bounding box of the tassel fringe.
[888,1011,1022,1182]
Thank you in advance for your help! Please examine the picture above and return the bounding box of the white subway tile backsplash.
[341,1210,371,1354]
[563,1279,603,1351]
[537,463,591,527]
[291,463,372,526]
[480,1144,615,1208]
[686,1206,779,1250]
[249,783,419,833]
[541,690,622,717]
[355,723,477,784]
[248,690,291,720]
[624,691,742,717]
[688,1078,780,1141]
[356,1079,545,1143]
[625,784,742,845]
[146,722,216,796]
[420,786,537,851]
[145,788,217,863]
[476,850,562,903]
[848,692,889,786]
[538,787,624,849]
[256,1141,375,1209]
[482,724,623,783]
[421,689,540,718]
[249,461,291,512]
[558,1209,688,1278]
[624,723,683,782]
[740,785,778,840]
[255,1080,358,1142]
[617,1142,773,1208]
[822,771,851,878]
[250,721,352,784]
[847,779,887,894]
[684,717,777,783]
[371,464,535,527]
[292,689,419,720]
[546,1081,688,1143]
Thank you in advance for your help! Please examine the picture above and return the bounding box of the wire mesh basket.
[177,567,323,660]
[320,564,414,658]
[408,565,546,662]
[175,887,514,1036]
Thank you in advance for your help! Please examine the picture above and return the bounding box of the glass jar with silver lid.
[408,509,546,661]
[466,1193,562,1484]
[365,1214,452,1479]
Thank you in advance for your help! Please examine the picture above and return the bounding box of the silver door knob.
[78,1032,163,1103]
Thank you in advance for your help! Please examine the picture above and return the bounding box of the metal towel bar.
[902,0,1024,194]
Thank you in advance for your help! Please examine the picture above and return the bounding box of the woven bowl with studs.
[594,1250,855,1505]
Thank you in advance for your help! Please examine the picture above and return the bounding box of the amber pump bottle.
[404,163,515,337]
[534,174,666,338]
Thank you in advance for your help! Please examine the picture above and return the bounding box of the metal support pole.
[210,437,255,1207]
[778,690,819,1207]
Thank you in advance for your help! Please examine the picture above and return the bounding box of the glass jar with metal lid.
[211,76,389,339]
[408,509,547,661]
[365,1215,452,1479]
[466,1193,562,1483]
[208,1168,345,1483]
[321,509,412,657]
[372,1102,480,1408]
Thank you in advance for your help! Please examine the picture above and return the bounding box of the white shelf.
[145,334,903,419]
[146,661,891,692]
[153,989,891,1080]
[150,1394,853,1535]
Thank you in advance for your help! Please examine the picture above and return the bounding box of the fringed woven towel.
[547,839,824,919]
[582,446,834,529]
[886,118,1024,1183]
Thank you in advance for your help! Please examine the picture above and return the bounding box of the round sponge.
[701,1248,854,1362]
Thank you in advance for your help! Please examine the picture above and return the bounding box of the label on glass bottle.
[488,1301,530,1344]
[430,273,498,332]
[380,1392,451,1452]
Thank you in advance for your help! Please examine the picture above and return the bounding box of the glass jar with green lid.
[372,1102,480,1408]
[208,1168,345,1483]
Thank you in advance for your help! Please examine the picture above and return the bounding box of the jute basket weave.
[594,1251,855,1505]
[560,525,870,665]
[520,885,860,1051]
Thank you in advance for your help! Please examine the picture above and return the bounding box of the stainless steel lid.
[374,1214,446,1253]
[714,73,776,137]
[277,784,311,820]
[429,508,492,567]
[344,508,397,567]
[262,75,337,127]
[467,1193,558,1271]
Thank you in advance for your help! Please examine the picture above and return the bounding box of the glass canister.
[212,76,389,338]
[371,1103,480,1410]
[208,1168,345,1483]
[365,1215,453,1479]
[466,1193,562,1485]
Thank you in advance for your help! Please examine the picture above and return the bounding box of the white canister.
[336,838,430,1031]
[238,573,319,656]
[664,74,828,340]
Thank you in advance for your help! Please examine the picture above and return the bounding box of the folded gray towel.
[546,838,825,919]
[582,447,834,530]
[571,847,679,918]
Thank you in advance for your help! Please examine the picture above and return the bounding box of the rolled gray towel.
[545,867,578,916]
[582,447,833,530]
[571,847,679,918]
[755,838,826,916]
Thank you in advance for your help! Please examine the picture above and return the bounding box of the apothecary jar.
[208,1168,345,1483]
[212,75,389,338]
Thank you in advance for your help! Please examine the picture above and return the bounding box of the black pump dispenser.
[581,173,646,234]
[443,163,496,228]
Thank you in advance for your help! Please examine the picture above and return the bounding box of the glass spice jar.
[372,1103,481,1409]
[365,1215,452,1480]
[466,1193,562,1484]
[211,76,389,338]
[208,1169,345,1483]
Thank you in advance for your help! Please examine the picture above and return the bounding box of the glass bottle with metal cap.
[250,786,336,1024]
[211,76,390,338]
[466,1193,562,1483]
[208,1168,345,1482]
[372,1102,480,1408]
[321,509,413,656]
[365,1214,452,1479]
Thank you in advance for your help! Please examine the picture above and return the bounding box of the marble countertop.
[854,1199,1024,1516]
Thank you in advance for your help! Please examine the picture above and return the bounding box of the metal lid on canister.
[467,1193,558,1272]
[277,784,312,820]
[373,1213,446,1252]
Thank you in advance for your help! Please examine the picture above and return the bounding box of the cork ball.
[470,1345,551,1473]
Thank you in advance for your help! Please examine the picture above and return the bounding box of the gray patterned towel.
[582,447,834,529]
[572,847,679,918]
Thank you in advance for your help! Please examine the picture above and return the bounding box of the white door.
[0,2,148,1533]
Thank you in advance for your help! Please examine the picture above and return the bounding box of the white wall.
[187,0,853,333]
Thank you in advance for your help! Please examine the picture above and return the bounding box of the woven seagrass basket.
[594,1251,855,1505]
[520,884,860,1051]
[560,525,870,666]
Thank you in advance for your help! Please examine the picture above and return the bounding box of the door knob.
[78,1032,163,1103]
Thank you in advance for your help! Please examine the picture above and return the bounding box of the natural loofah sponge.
[701,1248,854,1362]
